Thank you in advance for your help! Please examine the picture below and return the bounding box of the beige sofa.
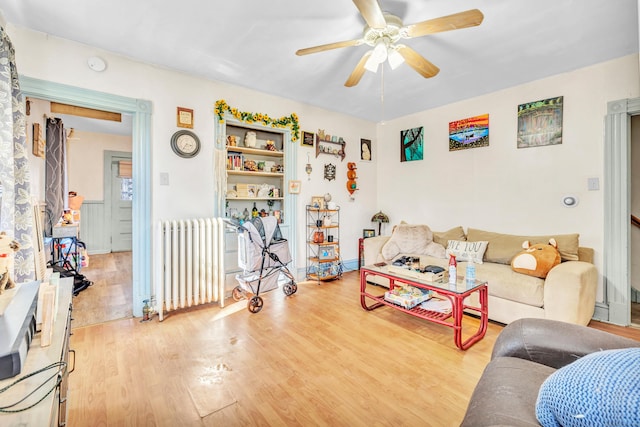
[362,225,598,326]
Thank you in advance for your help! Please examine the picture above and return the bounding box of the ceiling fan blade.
[344,52,371,87]
[396,45,439,78]
[296,39,363,56]
[352,0,387,29]
[404,9,484,38]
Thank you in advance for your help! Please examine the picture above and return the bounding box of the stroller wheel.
[232,286,244,301]
[248,296,263,313]
[283,281,297,296]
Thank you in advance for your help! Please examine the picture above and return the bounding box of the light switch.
[587,177,599,191]
[160,172,169,186]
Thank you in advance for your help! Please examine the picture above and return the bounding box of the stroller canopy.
[242,216,282,247]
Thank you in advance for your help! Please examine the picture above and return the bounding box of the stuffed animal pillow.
[511,238,561,279]
[381,223,446,260]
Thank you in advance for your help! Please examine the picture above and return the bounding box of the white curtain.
[0,25,35,283]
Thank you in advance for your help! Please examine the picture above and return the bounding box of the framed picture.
[363,229,375,238]
[177,107,194,129]
[449,114,489,151]
[360,138,372,161]
[318,245,335,260]
[288,180,301,194]
[400,126,424,162]
[517,96,563,148]
[302,131,315,147]
[311,196,325,209]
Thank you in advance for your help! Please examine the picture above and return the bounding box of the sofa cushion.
[381,223,446,260]
[461,356,555,427]
[419,255,545,307]
[466,228,580,264]
[446,240,488,264]
[476,261,545,307]
[536,348,640,427]
[433,226,466,248]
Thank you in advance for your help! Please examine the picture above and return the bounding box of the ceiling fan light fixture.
[364,53,380,73]
[387,47,405,70]
[371,39,388,62]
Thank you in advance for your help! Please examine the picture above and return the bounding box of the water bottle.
[448,254,457,284]
[466,259,476,283]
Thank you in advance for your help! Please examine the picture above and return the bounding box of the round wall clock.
[170,130,200,158]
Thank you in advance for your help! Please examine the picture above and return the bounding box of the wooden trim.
[51,101,122,122]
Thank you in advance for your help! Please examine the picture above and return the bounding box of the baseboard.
[592,302,609,322]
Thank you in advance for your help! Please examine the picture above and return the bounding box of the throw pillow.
[511,239,561,279]
[433,226,466,248]
[381,223,446,260]
[536,348,640,427]
[446,240,488,264]
[466,228,580,264]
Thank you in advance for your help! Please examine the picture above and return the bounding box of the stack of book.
[384,285,432,309]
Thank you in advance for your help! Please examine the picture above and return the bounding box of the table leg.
[360,269,385,311]
[452,286,488,350]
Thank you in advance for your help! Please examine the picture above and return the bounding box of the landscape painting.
[400,126,423,162]
[449,114,489,151]
[517,96,563,148]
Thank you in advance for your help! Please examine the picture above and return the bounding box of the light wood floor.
[68,272,504,426]
[71,252,133,328]
[67,269,640,427]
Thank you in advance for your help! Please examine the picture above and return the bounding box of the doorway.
[630,115,640,326]
[106,151,133,253]
[21,76,152,318]
[604,97,640,326]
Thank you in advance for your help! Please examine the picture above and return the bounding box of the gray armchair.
[461,318,639,426]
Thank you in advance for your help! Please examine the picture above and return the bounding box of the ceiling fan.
[295,0,484,87]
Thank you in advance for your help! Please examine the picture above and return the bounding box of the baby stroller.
[232,216,297,313]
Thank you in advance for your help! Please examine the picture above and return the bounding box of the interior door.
[110,157,132,252]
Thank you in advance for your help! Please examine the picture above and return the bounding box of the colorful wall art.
[449,114,489,151]
[517,96,563,148]
[400,126,423,162]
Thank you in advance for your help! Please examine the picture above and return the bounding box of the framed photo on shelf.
[176,107,194,129]
[302,131,315,147]
[288,180,301,194]
[311,196,325,209]
[318,245,335,260]
[363,229,375,238]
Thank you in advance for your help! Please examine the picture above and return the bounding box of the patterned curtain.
[44,118,66,237]
[0,26,35,283]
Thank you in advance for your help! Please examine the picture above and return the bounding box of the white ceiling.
[3,0,639,125]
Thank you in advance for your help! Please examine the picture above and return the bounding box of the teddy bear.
[511,238,561,278]
[0,231,20,294]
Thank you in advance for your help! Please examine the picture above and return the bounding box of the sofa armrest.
[543,261,598,325]
[362,236,390,266]
[492,318,638,369]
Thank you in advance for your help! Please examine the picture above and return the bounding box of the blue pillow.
[536,347,640,427]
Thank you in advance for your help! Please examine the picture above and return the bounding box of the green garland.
[215,99,299,141]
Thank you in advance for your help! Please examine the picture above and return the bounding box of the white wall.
[7,24,377,268]
[376,54,640,303]
[67,130,132,200]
